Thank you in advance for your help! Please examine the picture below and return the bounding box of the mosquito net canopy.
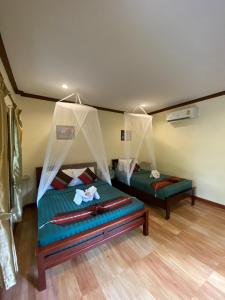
[117,111,156,185]
[37,102,111,203]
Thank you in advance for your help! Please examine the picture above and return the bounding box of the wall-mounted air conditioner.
[166,107,198,122]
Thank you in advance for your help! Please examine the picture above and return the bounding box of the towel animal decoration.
[151,176,183,196]
[39,196,133,228]
[73,186,100,205]
[150,169,160,179]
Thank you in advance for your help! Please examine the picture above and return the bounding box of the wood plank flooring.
[2,199,225,300]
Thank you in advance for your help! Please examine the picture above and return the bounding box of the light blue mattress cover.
[38,180,144,247]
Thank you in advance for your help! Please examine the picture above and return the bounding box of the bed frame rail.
[37,209,149,291]
[111,159,195,219]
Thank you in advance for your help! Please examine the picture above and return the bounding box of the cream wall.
[15,96,124,204]
[153,96,225,205]
[2,57,225,205]
[15,96,151,204]
[0,57,137,204]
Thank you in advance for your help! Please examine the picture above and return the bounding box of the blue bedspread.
[38,180,144,247]
[116,170,192,199]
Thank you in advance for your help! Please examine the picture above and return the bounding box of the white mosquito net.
[117,111,156,185]
[37,102,111,203]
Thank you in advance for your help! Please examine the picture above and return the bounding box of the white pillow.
[68,178,83,187]
[47,175,83,190]
[62,168,85,178]
[63,167,95,178]
[47,185,54,190]
[61,168,74,177]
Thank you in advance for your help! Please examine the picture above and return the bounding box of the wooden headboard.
[36,162,97,188]
[112,159,119,170]
[112,159,151,171]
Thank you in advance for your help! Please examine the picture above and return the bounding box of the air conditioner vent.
[166,107,198,122]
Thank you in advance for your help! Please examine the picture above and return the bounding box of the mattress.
[117,170,192,200]
[38,180,144,247]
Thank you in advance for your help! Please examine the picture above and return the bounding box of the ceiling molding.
[0,32,124,114]
[18,90,124,113]
[1,32,225,116]
[150,91,225,114]
[11,88,125,114]
[18,90,59,102]
[0,33,19,93]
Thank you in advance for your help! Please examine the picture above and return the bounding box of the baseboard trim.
[0,288,3,299]
[194,196,225,210]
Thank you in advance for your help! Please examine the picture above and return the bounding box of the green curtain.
[9,101,23,222]
[0,73,18,290]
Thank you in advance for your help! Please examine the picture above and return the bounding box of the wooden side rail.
[112,178,195,220]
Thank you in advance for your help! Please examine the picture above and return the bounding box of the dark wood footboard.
[36,162,149,290]
[36,208,149,291]
[112,178,195,220]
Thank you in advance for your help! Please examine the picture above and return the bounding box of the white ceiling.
[1,0,225,112]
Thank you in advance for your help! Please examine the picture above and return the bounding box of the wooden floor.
[2,199,225,300]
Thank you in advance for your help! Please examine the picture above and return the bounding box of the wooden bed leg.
[165,200,170,220]
[143,210,149,236]
[37,254,46,291]
[191,187,196,206]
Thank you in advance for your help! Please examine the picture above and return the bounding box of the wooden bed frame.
[36,162,149,291]
[112,159,195,220]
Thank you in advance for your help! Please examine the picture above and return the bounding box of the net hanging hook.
[58,93,75,102]
[132,105,148,115]
[75,94,82,104]
[58,93,82,104]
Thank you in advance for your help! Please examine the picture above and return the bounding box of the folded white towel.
[73,186,100,205]
[150,170,160,179]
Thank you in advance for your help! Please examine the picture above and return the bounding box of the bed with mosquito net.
[112,110,195,220]
[112,159,195,220]
[36,101,150,291]
[36,162,148,291]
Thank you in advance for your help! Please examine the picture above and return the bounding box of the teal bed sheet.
[38,180,144,247]
[117,170,192,200]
